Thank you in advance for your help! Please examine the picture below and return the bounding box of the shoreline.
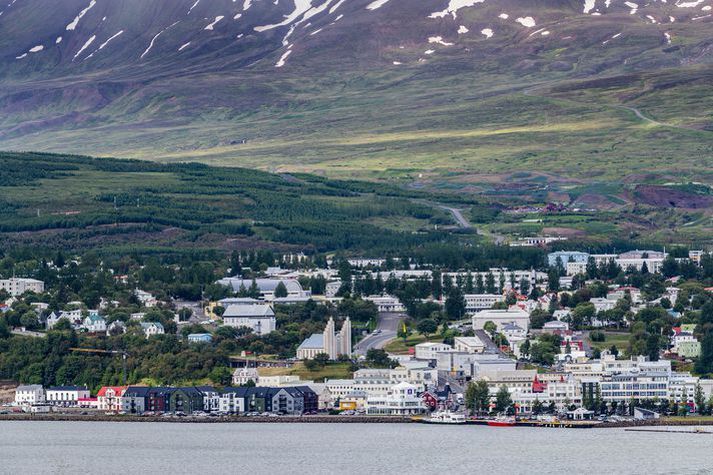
[2,413,713,428]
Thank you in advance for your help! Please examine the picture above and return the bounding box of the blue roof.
[297,333,324,350]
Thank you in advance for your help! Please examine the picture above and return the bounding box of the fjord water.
[1,422,711,474]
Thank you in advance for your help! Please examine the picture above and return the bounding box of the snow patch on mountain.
[205,16,224,30]
[86,30,124,60]
[56,37,63,44]
[179,42,191,51]
[141,21,180,59]
[429,0,486,19]
[676,0,705,7]
[188,0,200,14]
[429,36,454,46]
[458,25,469,34]
[329,0,346,13]
[366,0,391,10]
[516,16,536,27]
[602,32,621,45]
[275,46,292,67]
[66,0,96,31]
[73,34,96,61]
[624,2,638,14]
[583,0,596,14]
[256,0,322,31]
[481,28,493,38]
[499,13,509,19]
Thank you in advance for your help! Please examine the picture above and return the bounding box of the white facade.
[0,278,44,296]
[81,316,107,333]
[464,294,505,314]
[222,304,277,335]
[472,308,530,333]
[219,391,246,414]
[364,295,405,313]
[46,386,90,406]
[140,322,165,338]
[414,342,452,360]
[15,385,45,405]
[232,367,259,385]
[453,336,486,354]
[365,382,426,415]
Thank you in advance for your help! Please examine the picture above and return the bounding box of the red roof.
[97,386,128,397]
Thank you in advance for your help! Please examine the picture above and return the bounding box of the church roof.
[297,333,324,350]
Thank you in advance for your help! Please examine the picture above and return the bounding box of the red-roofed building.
[97,386,128,411]
[532,375,547,394]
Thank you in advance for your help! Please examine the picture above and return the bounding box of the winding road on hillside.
[438,205,506,245]
[353,312,406,356]
[439,206,471,229]
[615,105,707,132]
[524,85,707,134]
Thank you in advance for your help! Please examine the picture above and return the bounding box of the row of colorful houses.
[15,384,319,416]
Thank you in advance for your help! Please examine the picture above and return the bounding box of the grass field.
[383,333,442,354]
[258,362,353,382]
[588,332,631,352]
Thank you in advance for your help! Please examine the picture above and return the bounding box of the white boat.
[423,411,467,424]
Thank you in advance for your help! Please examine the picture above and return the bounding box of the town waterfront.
[2,422,712,474]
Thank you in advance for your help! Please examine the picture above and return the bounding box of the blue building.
[187,333,213,344]
[547,251,590,268]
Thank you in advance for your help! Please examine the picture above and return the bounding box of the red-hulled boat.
[487,416,516,427]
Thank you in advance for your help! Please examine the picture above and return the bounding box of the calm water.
[1,422,712,474]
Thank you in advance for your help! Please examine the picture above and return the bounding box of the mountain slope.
[0,0,711,186]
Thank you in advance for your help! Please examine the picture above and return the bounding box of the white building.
[325,281,341,298]
[232,367,259,386]
[222,304,277,335]
[464,294,505,314]
[134,289,158,308]
[216,278,309,301]
[453,336,486,354]
[364,295,405,313]
[437,352,517,379]
[140,322,165,338]
[46,386,90,407]
[15,385,45,405]
[81,315,107,333]
[365,382,426,415]
[324,379,357,400]
[414,342,452,360]
[472,308,530,333]
[0,278,44,296]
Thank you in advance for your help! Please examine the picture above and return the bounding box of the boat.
[422,411,467,424]
[487,416,517,427]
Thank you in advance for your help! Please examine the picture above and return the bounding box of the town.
[2,246,713,426]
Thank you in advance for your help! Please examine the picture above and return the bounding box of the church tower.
[323,317,337,359]
[339,317,352,358]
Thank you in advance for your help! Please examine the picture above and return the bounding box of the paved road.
[11,329,45,338]
[354,312,406,356]
[440,206,471,229]
[474,329,508,357]
[439,205,506,245]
